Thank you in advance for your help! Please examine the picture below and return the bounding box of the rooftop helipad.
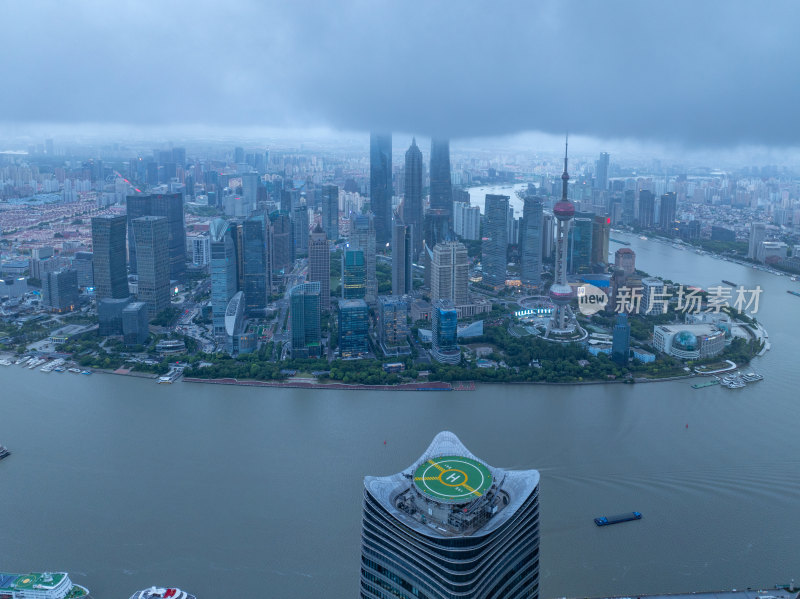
[413,455,492,503]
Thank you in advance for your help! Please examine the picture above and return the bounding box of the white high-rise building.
[431,241,469,306]
[641,277,667,315]
[748,222,766,259]
[453,201,481,240]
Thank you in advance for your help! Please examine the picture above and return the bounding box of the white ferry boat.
[130,587,196,599]
[0,571,89,598]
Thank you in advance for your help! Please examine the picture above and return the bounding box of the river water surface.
[2,232,799,598]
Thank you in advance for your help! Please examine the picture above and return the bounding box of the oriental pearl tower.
[546,136,578,336]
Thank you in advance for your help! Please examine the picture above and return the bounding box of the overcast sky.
[2,1,799,148]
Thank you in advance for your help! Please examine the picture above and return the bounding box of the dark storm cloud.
[2,0,799,145]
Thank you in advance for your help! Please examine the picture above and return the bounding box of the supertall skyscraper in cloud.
[369,133,392,245]
[429,138,453,228]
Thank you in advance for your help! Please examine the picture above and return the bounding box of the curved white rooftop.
[224,290,245,336]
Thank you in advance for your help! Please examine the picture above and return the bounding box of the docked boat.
[129,587,196,599]
[67,368,82,373]
[0,359,11,366]
[0,445,10,460]
[595,511,642,526]
[158,368,183,384]
[741,372,763,383]
[0,571,89,598]
[80,370,92,375]
[722,279,737,287]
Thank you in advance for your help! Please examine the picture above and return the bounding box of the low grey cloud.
[1,0,798,146]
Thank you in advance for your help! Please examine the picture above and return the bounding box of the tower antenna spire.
[561,133,570,201]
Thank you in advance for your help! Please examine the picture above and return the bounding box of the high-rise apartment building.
[431,300,460,364]
[42,269,79,313]
[377,295,410,355]
[391,220,413,296]
[748,222,767,259]
[338,299,369,357]
[568,211,594,274]
[591,215,610,269]
[73,251,94,289]
[292,205,310,257]
[595,151,610,191]
[91,214,128,300]
[612,312,631,364]
[270,211,293,276]
[131,216,170,318]
[520,196,543,287]
[289,281,321,358]
[403,139,424,258]
[638,190,655,228]
[369,133,392,245]
[359,431,540,598]
[454,201,481,240]
[321,184,339,240]
[350,213,377,303]
[641,277,667,315]
[660,192,677,233]
[622,190,635,226]
[482,194,509,288]
[308,225,331,312]
[343,249,366,300]
[431,241,469,306]
[614,248,636,277]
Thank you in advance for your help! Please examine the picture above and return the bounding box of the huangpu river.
[2,232,800,598]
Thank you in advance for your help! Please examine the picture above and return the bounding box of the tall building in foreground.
[132,216,170,318]
[91,214,128,300]
[370,133,392,245]
[360,431,540,599]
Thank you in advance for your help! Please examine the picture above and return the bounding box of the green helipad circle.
[413,455,493,503]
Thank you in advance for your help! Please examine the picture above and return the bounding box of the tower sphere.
[554,200,575,221]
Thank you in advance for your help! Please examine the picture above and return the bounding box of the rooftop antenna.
[561,133,570,201]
